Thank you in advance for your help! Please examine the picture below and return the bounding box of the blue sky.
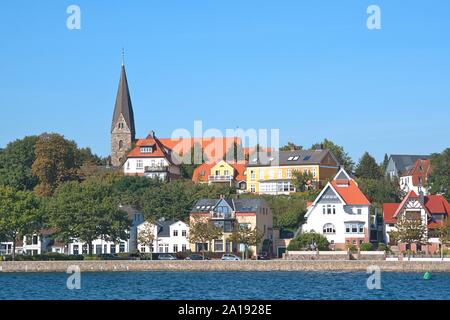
[0,1,449,162]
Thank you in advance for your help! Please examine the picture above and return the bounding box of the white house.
[123,132,181,180]
[137,219,189,254]
[67,205,144,255]
[399,159,431,196]
[301,168,371,250]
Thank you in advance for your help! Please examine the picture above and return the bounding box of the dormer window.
[140,146,153,153]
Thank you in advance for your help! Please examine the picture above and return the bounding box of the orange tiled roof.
[128,137,168,158]
[330,180,370,205]
[383,203,400,224]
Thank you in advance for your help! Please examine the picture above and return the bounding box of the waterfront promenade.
[2,260,450,273]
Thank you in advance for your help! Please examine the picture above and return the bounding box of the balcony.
[208,175,233,182]
[209,211,235,220]
[144,165,169,172]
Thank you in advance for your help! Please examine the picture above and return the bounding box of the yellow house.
[246,149,340,194]
[192,160,247,191]
[189,197,273,257]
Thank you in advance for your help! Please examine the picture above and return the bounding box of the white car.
[221,254,241,261]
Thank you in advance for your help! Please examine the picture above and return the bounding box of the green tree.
[137,220,156,259]
[32,133,79,196]
[47,180,131,252]
[428,148,450,199]
[188,217,223,257]
[0,187,42,260]
[280,142,303,151]
[229,226,264,259]
[177,143,209,179]
[292,170,314,192]
[224,142,245,163]
[355,152,382,180]
[381,153,390,174]
[389,213,427,259]
[311,139,354,172]
[0,136,39,191]
[287,232,330,251]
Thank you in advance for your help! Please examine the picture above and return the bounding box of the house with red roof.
[301,168,371,250]
[399,159,432,195]
[383,190,450,253]
[192,160,247,192]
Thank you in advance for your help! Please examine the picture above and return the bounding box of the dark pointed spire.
[111,63,135,137]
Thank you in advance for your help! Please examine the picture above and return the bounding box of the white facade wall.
[137,221,190,254]
[302,203,370,245]
[399,175,428,195]
[123,157,180,179]
[68,238,130,255]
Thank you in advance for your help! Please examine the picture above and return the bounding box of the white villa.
[137,219,190,254]
[301,168,371,250]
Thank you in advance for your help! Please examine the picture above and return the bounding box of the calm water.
[0,271,449,300]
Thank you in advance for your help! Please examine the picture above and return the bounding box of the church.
[110,60,243,180]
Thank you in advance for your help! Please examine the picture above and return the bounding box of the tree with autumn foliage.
[389,213,427,259]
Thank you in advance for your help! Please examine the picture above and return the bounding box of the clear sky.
[1,0,449,162]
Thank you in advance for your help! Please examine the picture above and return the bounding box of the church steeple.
[111,55,136,167]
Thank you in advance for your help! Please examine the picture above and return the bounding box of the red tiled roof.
[401,159,432,187]
[424,195,450,214]
[383,203,400,224]
[128,137,167,158]
[330,180,370,205]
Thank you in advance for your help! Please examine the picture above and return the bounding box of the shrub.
[359,243,373,251]
[287,232,330,251]
[346,244,358,253]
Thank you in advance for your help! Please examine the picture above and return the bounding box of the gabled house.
[124,131,181,180]
[246,149,340,194]
[383,191,450,253]
[137,219,189,254]
[189,196,273,256]
[399,159,432,195]
[301,168,371,250]
[385,154,430,179]
[192,160,247,191]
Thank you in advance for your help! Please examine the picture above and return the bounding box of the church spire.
[111,61,135,137]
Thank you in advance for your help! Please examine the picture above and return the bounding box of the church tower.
[111,57,136,167]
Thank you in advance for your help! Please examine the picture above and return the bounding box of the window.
[110,244,116,254]
[323,223,336,234]
[332,205,336,214]
[322,205,326,214]
[82,244,88,254]
[250,170,255,180]
[73,245,79,255]
[278,170,283,179]
[182,230,187,237]
[164,244,169,253]
[158,244,164,253]
[288,156,294,161]
[119,140,124,150]
[173,244,178,252]
[32,235,38,245]
[224,170,229,176]
[173,230,178,237]
[352,240,356,245]
[119,242,125,253]
[345,223,365,234]
[140,146,153,153]
[250,184,255,192]
[127,161,130,170]
[136,160,143,169]
[357,208,362,215]
[182,244,187,252]
[286,169,291,178]
[303,156,311,161]
[214,240,224,252]
[327,205,332,214]
[96,245,102,254]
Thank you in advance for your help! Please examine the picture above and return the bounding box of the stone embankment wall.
[1,260,450,272]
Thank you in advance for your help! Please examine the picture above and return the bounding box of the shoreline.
[2,260,450,273]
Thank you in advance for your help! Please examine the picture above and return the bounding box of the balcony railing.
[209,211,235,219]
[208,175,233,182]
[144,165,169,172]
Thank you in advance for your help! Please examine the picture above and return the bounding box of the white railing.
[208,175,233,182]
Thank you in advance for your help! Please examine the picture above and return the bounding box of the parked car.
[158,253,177,260]
[221,254,241,261]
[185,254,210,260]
[257,252,271,260]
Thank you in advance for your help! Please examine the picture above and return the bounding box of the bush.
[360,243,373,251]
[2,253,84,261]
[287,232,330,251]
[346,244,358,253]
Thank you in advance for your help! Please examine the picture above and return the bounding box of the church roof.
[111,65,135,135]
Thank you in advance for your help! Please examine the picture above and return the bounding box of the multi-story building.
[192,160,247,191]
[189,196,273,256]
[383,190,450,253]
[385,154,430,180]
[137,219,190,254]
[300,168,371,250]
[246,149,340,194]
[399,159,432,195]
